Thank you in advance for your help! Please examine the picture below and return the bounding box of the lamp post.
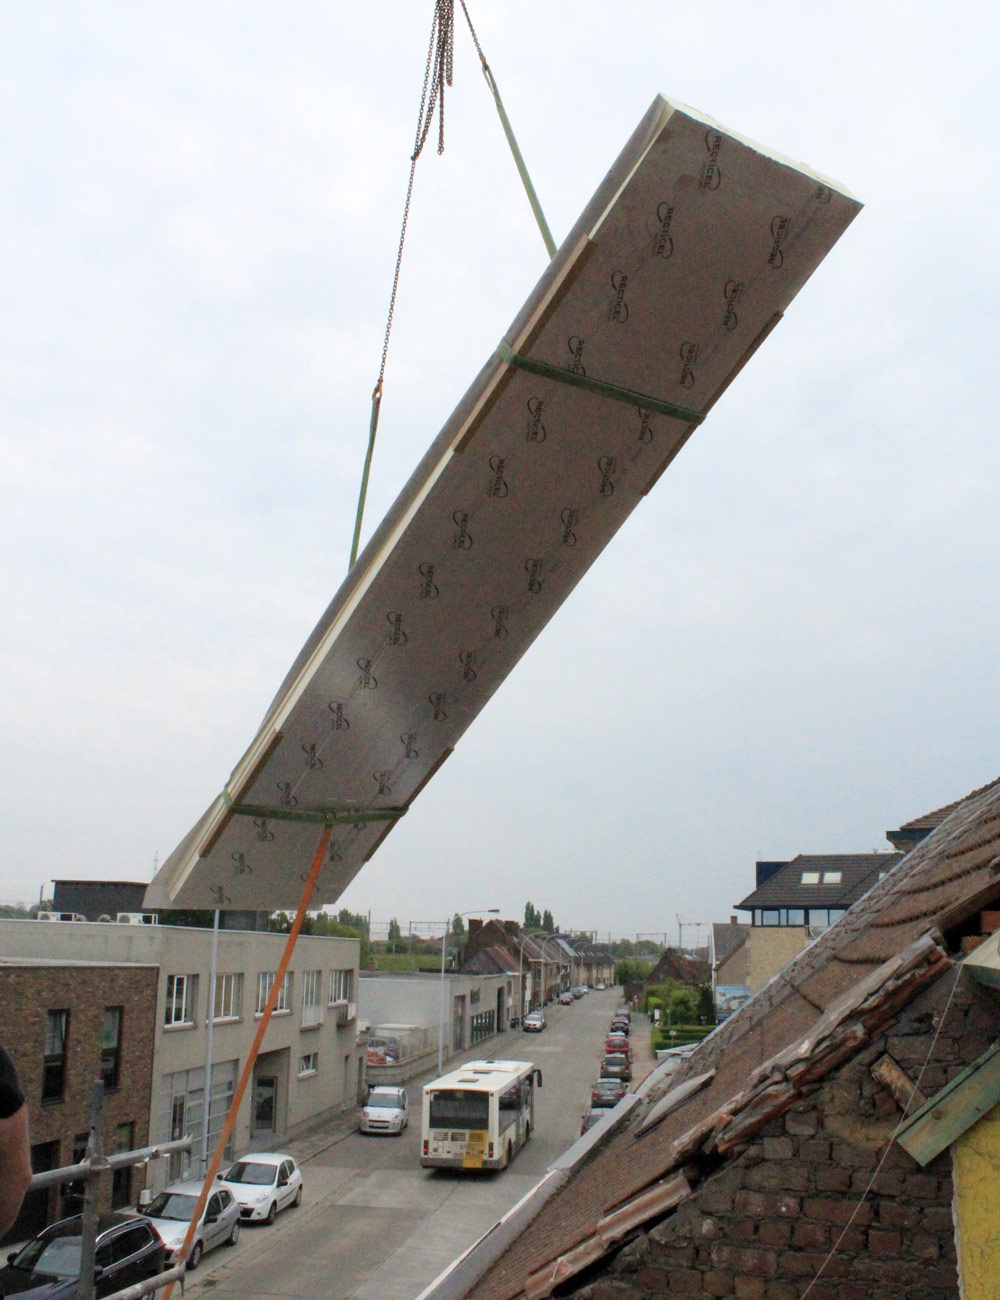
[517,932,562,1015]
[438,908,499,1074]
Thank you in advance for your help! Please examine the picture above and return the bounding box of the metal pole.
[200,909,220,1175]
[75,1081,107,1300]
[437,916,448,1075]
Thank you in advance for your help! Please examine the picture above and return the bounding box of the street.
[183,988,631,1300]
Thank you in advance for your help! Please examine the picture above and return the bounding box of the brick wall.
[0,962,157,1223]
[567,974,994,1300]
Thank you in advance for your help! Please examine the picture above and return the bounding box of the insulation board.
[146,95,861,910]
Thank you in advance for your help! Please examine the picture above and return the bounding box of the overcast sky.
[3,3,997,942]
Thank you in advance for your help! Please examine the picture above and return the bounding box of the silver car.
[139,1180,240,1268]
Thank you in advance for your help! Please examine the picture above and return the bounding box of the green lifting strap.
[496,340,706,425]
[221,791,407,827]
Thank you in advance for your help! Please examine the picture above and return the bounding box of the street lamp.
[438,908,499,1074]
[516,932,562,1017]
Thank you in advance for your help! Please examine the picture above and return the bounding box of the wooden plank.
[896,1042,1000,1166]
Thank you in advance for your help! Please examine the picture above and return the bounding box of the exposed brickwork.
[565,974,991,1300]
[0,961,157,1224]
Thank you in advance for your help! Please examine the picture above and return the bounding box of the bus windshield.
[429,1089,489,1129]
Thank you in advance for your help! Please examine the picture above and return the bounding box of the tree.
[541,908,555,933]
[524,902,540,929]
[451,914,466,938]
[387,917,402,942]
[338,907,368,933]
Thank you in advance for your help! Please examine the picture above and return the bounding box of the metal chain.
[351,1,455,570]
[377,0,454,388]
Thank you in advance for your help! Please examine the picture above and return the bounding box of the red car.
[605,1034,631,1058]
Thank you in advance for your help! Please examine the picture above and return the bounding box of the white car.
[361,1086,409,1135]
[139,1179,241,1267]
[218,1153,302,1223]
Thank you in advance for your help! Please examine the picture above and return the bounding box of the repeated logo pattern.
[654,201,675,259]
[451,510,473,550]
[609,272,630,323]
[487,455,509,499]
[768,215,790,268]
[700,131,722,190]
[418,562,439,599]
[178,110,859,914]
[525,398,547,443]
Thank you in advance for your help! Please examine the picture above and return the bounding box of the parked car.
[558,991,574,1005]
[605,1034,631,1057]
[138,1179,240,1267]
[580,1110,608,1134]
[590,1077,628,1107]
[218,1152,303,1223]
[361,1085,409,1134]
[595,982,607,990]
[570,987,585,999]
[0,1213,164,1299]
[600,1052,632,1082]
[522,1009,546,1032]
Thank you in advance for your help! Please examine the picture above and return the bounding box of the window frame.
[328,969,352,1005]
[42,1009,69,1103]
[101,1006,123,1090]
[213,972,243,1022]
[302,970,322,1026]
[256,970,292,1016]
[298,1052,318,1078]
[165,974,197,1028]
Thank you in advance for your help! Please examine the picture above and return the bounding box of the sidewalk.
[628,1010,657,1088]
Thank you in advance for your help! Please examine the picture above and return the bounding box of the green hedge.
[650,1023,714,1051]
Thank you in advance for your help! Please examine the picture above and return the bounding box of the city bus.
[421,1059,542,1170]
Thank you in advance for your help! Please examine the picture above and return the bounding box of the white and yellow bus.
[421,1059,542,1170]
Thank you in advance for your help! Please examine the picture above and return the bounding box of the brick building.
[420,775,1000,1300]
[0,958,157,1245]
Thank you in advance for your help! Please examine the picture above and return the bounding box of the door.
[254,1076,277,1133]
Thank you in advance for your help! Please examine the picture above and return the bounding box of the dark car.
[600,1052,632,1082]
[0,1213,165,1299]
[610,1017,630,1034]
[590,1077,628,1107]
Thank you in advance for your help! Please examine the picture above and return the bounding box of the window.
[329,969,353,1004]
[822,871,842,884]
[760,909,782,926]
[112,1122,134,1208]
[809,909,830,929]
[257,971,292,1015]
[302,971,322,1026]
[800,871,820,884]
[101,1007,123,1089]
[787,909,805,925]
[165,975,197,1027]
[299,1052,318,1077]
[213,973,243,1021]
[42,1010,68,1103]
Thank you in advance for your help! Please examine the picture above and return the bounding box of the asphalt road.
[182,988,629,1300]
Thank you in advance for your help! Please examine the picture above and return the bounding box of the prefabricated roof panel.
[146,95,861,910]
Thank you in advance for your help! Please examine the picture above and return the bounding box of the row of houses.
[0,899,613,1247]
[0,915,363,1245]
[420,774,1000,1300]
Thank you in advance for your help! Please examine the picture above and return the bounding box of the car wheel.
[265,1200,277,1225]
[187,1241,203,1271]
[293,1185,302,1207]
[227,1220,240,1247]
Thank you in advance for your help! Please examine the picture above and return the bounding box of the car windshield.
[13,1235,83,1278]
[224,1161,277,1185]
[146,1192,198,1221]
[367,1090,401,1108]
